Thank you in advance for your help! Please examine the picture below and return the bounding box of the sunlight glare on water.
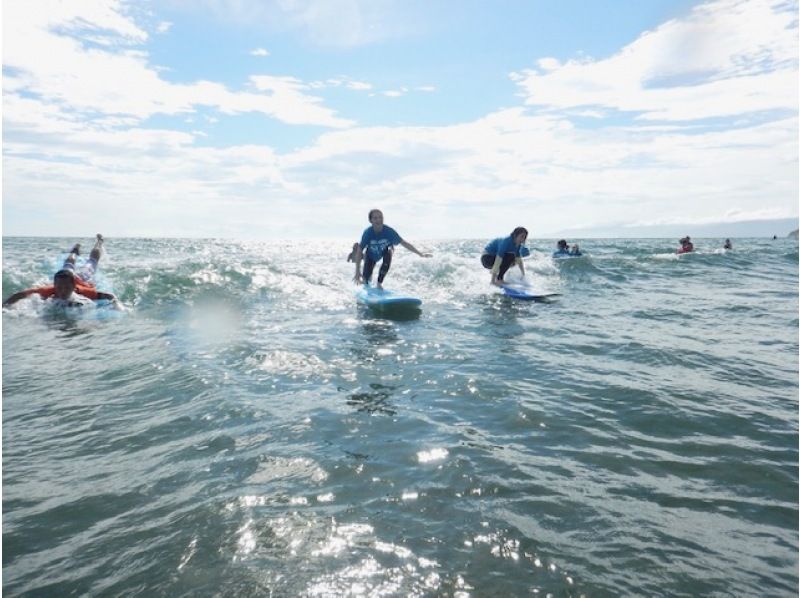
[2,236,798,596]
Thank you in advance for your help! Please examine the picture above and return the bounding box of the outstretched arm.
[3,291,31,306]
[516,257,525,277]
[96,291,125,310]
[399,240,432,258]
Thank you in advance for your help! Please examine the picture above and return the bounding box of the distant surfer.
[3,234,121,308]
[481,227,529,287]
[723,239,733,250]
[348,209,431,289]
[677,236,694,254]
[570,243,582,256]
[553,239,571,257]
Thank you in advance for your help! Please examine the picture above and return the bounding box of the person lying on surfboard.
[348,209,432,289]
[3,234,121,308]
[481,227,530,287]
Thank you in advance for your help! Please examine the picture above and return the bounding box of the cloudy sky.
[2,0,798,239]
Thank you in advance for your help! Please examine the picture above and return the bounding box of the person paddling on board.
[723,238,733,250]
[553,239,571,257]
[481,227,529,287]
[677,236,694,254]
[3,234,121,308]
[349,209,432,289]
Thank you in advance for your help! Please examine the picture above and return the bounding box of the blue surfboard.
[356,285,422,308]
[501,285,560,301]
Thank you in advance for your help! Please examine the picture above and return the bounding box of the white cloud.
[250,47,270,56]
[248,76,353,126]
[511,0,798,121]
[3,93,797,237]
[156,21,172,33]
[3,1,352,127]
[184,0,419,47]
[308,77,373,90]
[346,81,373,91]
[2,0,797,238]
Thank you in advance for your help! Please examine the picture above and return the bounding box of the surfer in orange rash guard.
[3,234,120,308]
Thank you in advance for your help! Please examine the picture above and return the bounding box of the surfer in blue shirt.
[350,209,432,288]
[481,227,529,287]
[553,239,571,257]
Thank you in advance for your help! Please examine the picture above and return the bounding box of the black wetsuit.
[480,253,516,281]
[363,246,393,284]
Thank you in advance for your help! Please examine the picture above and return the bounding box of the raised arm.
[399,240,432,258]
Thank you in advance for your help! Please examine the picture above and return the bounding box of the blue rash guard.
[360,225,403,261]
[484,236,529,257]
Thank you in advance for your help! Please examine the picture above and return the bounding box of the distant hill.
[550,217,799,239]
[789,229,798,239]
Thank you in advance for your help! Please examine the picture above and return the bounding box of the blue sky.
[2,0,798,239]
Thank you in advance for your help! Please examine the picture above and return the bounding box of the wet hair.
[511,227,528,239]
[54,269,75,282]
[368,209,383,222]
[558,239,567,248]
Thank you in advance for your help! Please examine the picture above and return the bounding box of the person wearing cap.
[3,234,120,308]
[481,227,529,286]
[349,209,432,289]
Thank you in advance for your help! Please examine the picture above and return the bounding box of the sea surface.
[3,236,798,597]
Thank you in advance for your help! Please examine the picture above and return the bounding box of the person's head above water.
[53,269,76,300]
[510,227,528,245]
[557,239,568,250]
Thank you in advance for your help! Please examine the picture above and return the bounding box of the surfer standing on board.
[348,209,432,289]
[481,227,529,287]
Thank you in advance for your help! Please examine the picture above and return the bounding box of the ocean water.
[2,236,798,597]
